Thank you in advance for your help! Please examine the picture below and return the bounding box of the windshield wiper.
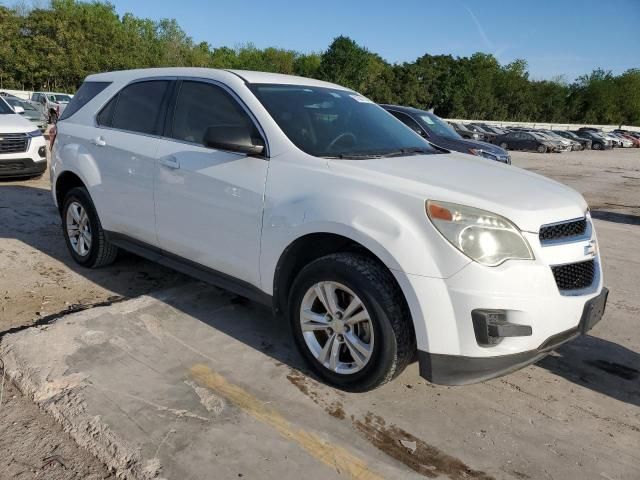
[380,147,434,158]
[320,153,384,159]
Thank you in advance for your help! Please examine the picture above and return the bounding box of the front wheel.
[537,144,547,153]
[499,142,508,150]
[289,253,415,391]
[592,142,602,150]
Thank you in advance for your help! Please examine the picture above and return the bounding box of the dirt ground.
[0,148,639,479]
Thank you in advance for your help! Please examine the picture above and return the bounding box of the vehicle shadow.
[536,334,640,407]
[591,210,640,226]
[2,183,639,406]
[0,183,188,328]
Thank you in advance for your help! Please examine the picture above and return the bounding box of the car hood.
[331,152,587,233]
[431,136,508,156]
[0,113,38,132]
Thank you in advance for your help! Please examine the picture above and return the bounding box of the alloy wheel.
[299,281,374,375]
[66,201,92,256]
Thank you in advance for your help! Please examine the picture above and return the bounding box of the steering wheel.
[327,132,357,152]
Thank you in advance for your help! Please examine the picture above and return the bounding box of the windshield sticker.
[349,94,373,104]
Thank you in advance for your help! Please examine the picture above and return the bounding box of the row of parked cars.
[0,90,73,131]
[449,120,640,153]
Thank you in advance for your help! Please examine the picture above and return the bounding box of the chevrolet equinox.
[50,68,608,391]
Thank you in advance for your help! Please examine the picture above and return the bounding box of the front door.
[154,79,269,286]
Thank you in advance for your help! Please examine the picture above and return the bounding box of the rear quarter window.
[59,81,111,121]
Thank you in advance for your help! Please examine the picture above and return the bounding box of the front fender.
[260,191,470,295]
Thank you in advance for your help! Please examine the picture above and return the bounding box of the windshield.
[530,132,548,140]
[0,98,14,114]
[5,98,37,112]
[418,112,461,140]
[49,94,72,102]
[249,84,436,158]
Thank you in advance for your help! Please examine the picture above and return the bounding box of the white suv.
[0,97,47,178]
[50,68,607,391]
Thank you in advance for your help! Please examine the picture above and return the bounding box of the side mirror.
[203,125,265,155]
[13,106,25,114]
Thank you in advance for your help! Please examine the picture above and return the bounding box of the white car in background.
[30,91,73,124]
[0,96,47,178]
[49,68,607,390]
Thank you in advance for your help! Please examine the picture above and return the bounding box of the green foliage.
[0,1,637,125]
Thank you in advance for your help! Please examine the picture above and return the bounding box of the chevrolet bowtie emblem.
[585,239,597,257]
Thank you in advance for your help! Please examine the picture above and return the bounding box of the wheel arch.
[54,170,86,212]
[271,232,408,319]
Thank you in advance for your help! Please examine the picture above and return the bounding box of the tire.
[289,253,415,392]
[537,144,547,153]
[499,142,508,150]
[592,142,602,150]
[61,187,118,268]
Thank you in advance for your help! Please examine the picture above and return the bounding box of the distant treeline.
[1,0,639,125]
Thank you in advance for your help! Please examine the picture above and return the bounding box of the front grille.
[539,218,587,242]
[552,259,595,291]
[0,133,28,154]
[0,159,27,172]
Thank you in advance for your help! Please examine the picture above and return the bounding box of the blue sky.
[112,0,639,81]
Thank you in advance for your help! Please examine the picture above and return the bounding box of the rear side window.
[59,81,110,121]
[170,81,255,146]
[107,81,170,135]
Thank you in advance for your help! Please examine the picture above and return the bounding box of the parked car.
[618,133,640,147]
[610,132,634,148]
[0,96,47,178]
[449,121,484,140]
[476,124,507,136]
[538,130,577,151]
[3,95,47,131]
[494,130,558,153]
[30,91,73,124]
[381,104,511,164]
[572,130,611,150]
[467,123,498,143]
[51,68,607,390]
[552,130,592,150]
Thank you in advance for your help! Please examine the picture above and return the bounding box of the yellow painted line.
[190,363,384,480]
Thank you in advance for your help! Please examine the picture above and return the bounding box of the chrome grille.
[539,218,587,242]
[551,259,595,291]
[0,133,28,154]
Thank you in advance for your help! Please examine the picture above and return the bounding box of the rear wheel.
[289,253,415,391]
[62,187,118,268]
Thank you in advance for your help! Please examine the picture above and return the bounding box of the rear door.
[153,79,269,286]
[88,78,172,245]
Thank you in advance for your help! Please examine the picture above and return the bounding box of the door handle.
[160,156,180,169]
[93,136,106,147]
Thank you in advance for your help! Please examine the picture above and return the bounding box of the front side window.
[171,81,256,146]
[108,80,170,135]
[249,84,435,158]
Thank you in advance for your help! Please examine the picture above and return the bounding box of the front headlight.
[26,129,43,137]
[426,200,534,266]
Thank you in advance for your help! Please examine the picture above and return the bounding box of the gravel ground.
[0,147,638,479]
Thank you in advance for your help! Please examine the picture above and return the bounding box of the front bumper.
[417,288,608,385]
[0,135,47,178]
[392,219,605,385]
